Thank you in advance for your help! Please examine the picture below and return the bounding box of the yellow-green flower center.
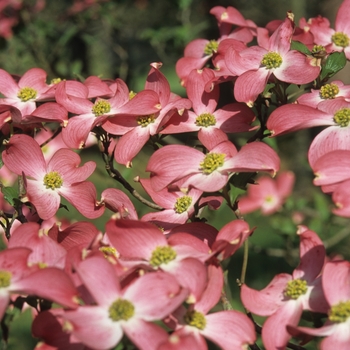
[129,91,137,100]
[312,44,326,54]
[195,113,216,127]
[0,270,11,288]
[137,114,156,127]
[332,32,349,48]
[184,310,206,330]
[149,246,177,267]
[261,51,283,69]
[17,87,37,102]
[92,100,111,116]
[265,195,275,203]
[312,44,327,58]
[334,108,350,127]
[174,196,192,214]
[204,40,218,56]
[329,300,350,323]
[99,246,117,258]
[43,171,63,190]
[284,279,308,299]
[320,83,340,99]
[50,78,62,84]
[108,298,135,321]
[199,152,225,174]
[37,262,48,269]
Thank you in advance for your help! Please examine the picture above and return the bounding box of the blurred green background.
[1,0,349,349]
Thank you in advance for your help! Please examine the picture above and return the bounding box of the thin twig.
[98,133,163,211]
[38,127,62,148]
[221,270,233,311]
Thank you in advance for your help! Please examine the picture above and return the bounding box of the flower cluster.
[0,1,350,350]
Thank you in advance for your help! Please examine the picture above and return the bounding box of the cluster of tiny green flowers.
[0,271,11,288]
[109,298,135,321]
[184,310,206,330]
[92,100,111,116]
[329,300,350,323]
[43,171,63,190]
[332,32,349,48]
[17,87,37,102]
[334,108,350,127]
[320,83,340,99]
[137,114,156,127]
[200,153,225,174]
[204,40,219,55]
[261,52,283,69]
[195,113,216,127]
[174,196,192,214]
[284,279,308,299]
[149,246,177,267]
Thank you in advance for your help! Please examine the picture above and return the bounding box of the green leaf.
[1,187,18,206]
[291,40,312,55]
[228,184,246,206]
[229,172,257,191]
[320,51,347,81]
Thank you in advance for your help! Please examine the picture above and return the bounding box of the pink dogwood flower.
[175,5,256,86]
[63,255,188,350]
[238,171,295,215]
[225,13,320,106]
[2,134,104,220]
[105,219,208,302]
[139,178,203,231]
[8,222,67,269]
[288,260,350,350]
[105,62,191,166]
[162,68,256,150]
[56,78,160,148]
[308,0,350,59]
[165,264,256,350]
[0,247,79,319]
[146,140,280,193]
[267,99,350,168]
[297,80,350,109]
[0,68,54,116]
[240,226,328,350]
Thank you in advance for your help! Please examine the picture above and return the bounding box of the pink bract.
[106,63,191,166]
[166,265,256,350]
[240,226,328,350]
[63,255,188,350]
[146,140,280,192]
[267,99,350,169]
[309,0,350,59]
[162,68,256,150]
[0,68,54,116]
[105,219,208,302]
[238,171,295,215]
[225,14,320,105]
[288,261,350,350]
